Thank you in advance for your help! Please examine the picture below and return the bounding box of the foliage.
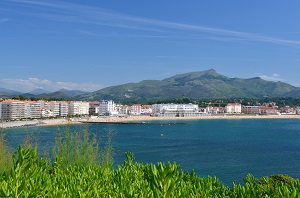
[53,124,113,169]
[1,122,300,197]
[0,134,13,174]
[0,146,300,197]
[77,69,300,101]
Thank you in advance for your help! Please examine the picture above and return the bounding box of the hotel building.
[152,103,200,117]
[225,103,242,114]
[68,101,89,116]
[99,100,116,115]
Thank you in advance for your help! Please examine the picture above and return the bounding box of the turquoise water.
[3,118,300,186]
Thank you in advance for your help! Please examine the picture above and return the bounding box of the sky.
[1,0,300,92]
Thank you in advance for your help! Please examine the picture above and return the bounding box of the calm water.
[2,118,300,186]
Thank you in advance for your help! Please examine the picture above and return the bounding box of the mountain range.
[0,88,90,99]
[78,69,300,102]
[1,69,300,101]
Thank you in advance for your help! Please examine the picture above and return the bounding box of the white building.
[296,108,300,115]
[39,101,69,117]
[59,102,69,117]
[99,100,116,115]
[1,100,25,119]
[42,109,53,117]
[25,101,41,118]
[225,103,242,114]
[50,102,60,117]
[141,105,152,115]
[130,104,141,115]
[69,101,89,116]
[152,103,200,117]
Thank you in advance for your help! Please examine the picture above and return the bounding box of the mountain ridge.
[1,69,299,101]
[78,69,300,101]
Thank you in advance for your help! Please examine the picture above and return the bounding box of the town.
[0,98,299,121]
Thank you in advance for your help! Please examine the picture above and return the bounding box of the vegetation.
[1,128,300,197]
[78,69,300,101]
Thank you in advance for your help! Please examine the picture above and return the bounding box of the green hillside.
[78,69,300,101]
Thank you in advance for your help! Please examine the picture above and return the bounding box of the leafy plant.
[0,134,13,174]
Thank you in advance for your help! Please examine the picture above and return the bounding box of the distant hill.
[0,87,90,100]
[58,89,90,96]
[36,91,72,99]
[78,69,300,102]
[26,89,51,95]
[0,87,24,98]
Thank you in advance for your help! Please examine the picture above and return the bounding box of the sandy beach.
[1,114,299,129]
[0,118,78,129]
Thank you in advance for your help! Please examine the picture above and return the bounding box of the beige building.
[242,106,260,114]
[1,100,25,119]
[130,104,142,115]
[259,106,279,115]
[50,102,60,117]
[225,103,242,114]
[59,102,69,117]
[69,101,89,116]
[25,101,41,118]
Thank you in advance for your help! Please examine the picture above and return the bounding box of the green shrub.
[53,124,113,169]
[0,134,13,174]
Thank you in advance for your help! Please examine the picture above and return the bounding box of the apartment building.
[50,101,60,117]
[69,101,89,116]
[242,106,260,114]
[141,105,152,115]
[1,100,25,119]
[117,105,130,115]
[130,104,141,115]
[25,101,41,118]
[259,106,279,115]
[99,100,116,115]
[225,103,242,114]
[152,103,199,117]
[59,101,69,117]
[89,102,100,115]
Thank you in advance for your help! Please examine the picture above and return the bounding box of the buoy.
[161,134,163,136]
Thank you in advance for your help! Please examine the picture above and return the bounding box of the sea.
[2,118,300,186]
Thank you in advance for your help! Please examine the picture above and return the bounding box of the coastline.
[1,114,299,129]
[85,114,300,123]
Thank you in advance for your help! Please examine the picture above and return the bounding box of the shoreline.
[1,114,299,129]
[85,114,300,123]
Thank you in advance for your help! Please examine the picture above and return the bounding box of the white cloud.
[0,78,103,92]
[259,74,284,82]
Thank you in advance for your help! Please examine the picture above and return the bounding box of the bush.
[0,134,13,174]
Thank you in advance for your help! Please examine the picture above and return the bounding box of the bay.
[2,118,300,186]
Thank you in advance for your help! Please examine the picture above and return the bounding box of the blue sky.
[1,0,300,92]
